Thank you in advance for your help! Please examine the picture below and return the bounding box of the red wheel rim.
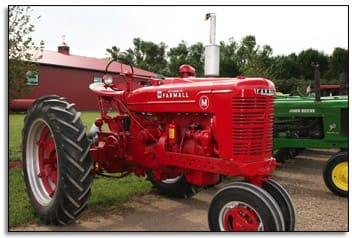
[36,125,58,197]
[223,207,259,231]
[219,201,262,231]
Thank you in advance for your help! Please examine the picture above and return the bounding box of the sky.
[27,5,348,59]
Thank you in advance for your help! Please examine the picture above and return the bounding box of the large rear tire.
[323,151,348,197]
[208,182,285,231]
[22,96,93,225]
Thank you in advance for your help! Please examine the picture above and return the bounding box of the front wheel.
[208,182,285,231]
[323,151,348,197]
[22,96,93,225]
[262,179,296,231]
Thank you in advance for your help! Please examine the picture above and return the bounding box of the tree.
[9,6,44,100]
[242,44,275,78]
[186,42,204,76]
[237,35,257,66]
[236,36,275,79]
[105,45,122,60]
[324,47,348,83]
[272,53,300,80]
[219,38,240,77]
[121,38,168,75]
[167,41,204,76]
[271,53,303,93]
[167,41,189,76]
[105,36,347,95]
[296,49,328,81]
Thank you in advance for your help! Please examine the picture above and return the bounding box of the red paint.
[33,50,155,76]
[19,65,106,110]
[320,85,340,89]
[10,99,35,112]
[37,125,57,197]
[88,69,277,187]
[10,50,156,111]
[224,207,259,231]
[179,64,196,77]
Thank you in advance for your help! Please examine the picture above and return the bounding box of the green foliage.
[324,47,348,81]
[272,53,301,80]
[220,36,275,79]
[166,41,188,76]
[9,6,44,100]
[105,35,347,94]
[122,38,168,75]
[105,45,122,60]
[237,35,257,67]
[219,38,240,77]
[273,77,308,96]
[297,49,329,81]
[167,41,204,76]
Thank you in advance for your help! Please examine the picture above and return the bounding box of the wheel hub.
[26,119,58,205]
[37,125,58,197]
[220,201,263,231]
[332,162,348,192]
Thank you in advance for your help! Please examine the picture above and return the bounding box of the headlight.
[104,75,113,85]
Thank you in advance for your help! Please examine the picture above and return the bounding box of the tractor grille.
[231,97,274,158]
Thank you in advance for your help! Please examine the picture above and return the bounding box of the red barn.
[10,44,156,111]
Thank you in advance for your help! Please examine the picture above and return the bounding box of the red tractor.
[22,60,295,231]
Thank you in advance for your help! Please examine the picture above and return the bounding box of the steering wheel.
[102,58,135,91]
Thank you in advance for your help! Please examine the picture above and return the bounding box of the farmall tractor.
[273,64,348,197]
[21,14,295,231]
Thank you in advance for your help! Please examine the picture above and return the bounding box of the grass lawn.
[8,111,152,226]
[9,114,25,161]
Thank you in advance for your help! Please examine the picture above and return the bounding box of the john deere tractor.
[273,65,348,197]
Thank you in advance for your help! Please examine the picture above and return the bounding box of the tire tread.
[22,96,93,225]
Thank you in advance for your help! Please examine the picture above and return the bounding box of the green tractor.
[273,65,348,197]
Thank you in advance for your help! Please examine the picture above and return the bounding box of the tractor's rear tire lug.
[22,95,93,225]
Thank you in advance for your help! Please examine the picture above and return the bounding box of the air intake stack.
[204,13,220,77]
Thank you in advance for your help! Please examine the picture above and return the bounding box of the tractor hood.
[126,76,275,113]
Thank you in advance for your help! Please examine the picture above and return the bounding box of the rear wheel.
[323,151,348,197]
[208,182,285,231]
[262,179,296,231]
[147,171,200,198]
[22,96,93,225]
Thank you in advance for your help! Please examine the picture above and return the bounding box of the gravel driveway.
[10,149,348,231]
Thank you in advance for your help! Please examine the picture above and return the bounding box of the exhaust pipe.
[204,13,220,77]
[312,63,321,102]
